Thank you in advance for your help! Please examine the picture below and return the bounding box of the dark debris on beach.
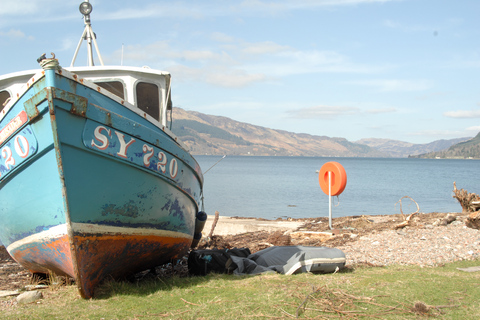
[199,211,471,251]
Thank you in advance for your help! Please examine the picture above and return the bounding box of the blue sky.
[1,0,479,144]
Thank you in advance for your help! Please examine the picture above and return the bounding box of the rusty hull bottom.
[8,234,75,278]
[72,232,192,299]
[7,228,192,299]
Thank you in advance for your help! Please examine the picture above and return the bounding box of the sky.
[1,0,479,144]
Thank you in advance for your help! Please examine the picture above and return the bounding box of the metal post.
[329,171,332,229]
[70,27,87,67]
[89,24,104,66]
[86,26,94,66]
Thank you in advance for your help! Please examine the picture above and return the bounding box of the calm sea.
[196,156,480,220]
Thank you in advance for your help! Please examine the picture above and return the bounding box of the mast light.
[79,2,93,16]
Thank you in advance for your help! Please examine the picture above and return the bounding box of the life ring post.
[319,162,347,229]
[329,171,332,229]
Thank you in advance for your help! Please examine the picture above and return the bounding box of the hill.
[171,108,476,158]
[171,108,386,157]
[355,137,472,158]
[410,132,480,159]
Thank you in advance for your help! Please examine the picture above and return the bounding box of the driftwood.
[466,212,480,230]
[452,182,480,213]
[207,210,220,239]
[394,196,420,229]
[196,211,222,249]
[452,182,480,229]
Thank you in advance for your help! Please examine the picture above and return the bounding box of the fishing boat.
[0,1,205,298]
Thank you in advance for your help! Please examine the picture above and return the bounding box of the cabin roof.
[67,65,171,77]
[0,65,170,86]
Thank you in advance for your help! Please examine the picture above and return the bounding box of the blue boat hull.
[0,68,203,298]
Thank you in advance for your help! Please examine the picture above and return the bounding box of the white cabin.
[0,66,173,129]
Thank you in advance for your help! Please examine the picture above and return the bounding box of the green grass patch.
[3,259,480,319]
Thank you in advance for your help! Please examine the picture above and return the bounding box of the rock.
[445,214,456,224]
[16,290,43,304]
[433,214,457,226]
[433,219,446,226]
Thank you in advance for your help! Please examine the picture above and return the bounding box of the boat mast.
[70,1,104,67]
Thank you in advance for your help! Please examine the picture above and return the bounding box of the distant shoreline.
[194,154,480,160]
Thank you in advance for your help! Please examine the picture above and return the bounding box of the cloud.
[59,38,75,52]
[216,37,293,57]
[0,29,33,40]
[408,126,478,140]
[117,35,378,88]
[241,41,292,55]
[0,0,400,25]
[0,1,79,27]
[244,49,384,78]
[119,41,232,64]
[287,105,397,120]
[211,32,235,43]
[239,0,397,12]
[99,4,208,20]
[382,19,434,33]
[111,40,268,88]
[348,79,433,92]
[1,0,46,16]
[96,0,399,20]
[0,0,78,17]
[444,110,480,118]
[287,105,360,119]
[169,64,266,88]
[366,107,397,114]
[408,129,466,138]
[205,69,266,87]
[466,126,480,132]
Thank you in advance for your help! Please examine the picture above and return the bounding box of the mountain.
[170,108,476,158]
[170,108,386,157]
[355,137,472,158]
[409,132,480,159]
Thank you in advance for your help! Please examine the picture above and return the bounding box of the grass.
[2,259,480,319]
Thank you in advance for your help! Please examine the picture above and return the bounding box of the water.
[196,156,480,220]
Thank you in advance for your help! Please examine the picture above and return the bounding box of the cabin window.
[95,81,125,99]
[0,90,11,112]
[136,82,159,120]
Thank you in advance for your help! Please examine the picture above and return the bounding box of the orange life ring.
[318,161,347,196]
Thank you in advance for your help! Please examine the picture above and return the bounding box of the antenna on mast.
[70,1,105,67]
[121,43,124,66]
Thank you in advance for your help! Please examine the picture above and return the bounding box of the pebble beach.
[338,222,480,267]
